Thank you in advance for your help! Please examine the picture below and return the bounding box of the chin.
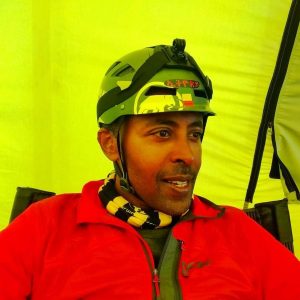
[161,205,190,216]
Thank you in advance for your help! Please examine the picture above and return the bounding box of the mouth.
[167,180,188,188]
[162,175,194,192]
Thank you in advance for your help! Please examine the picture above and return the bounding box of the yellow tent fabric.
[1,0,299,256]
[274,23,300,201]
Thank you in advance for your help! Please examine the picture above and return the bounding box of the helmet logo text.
[164,79,200,88]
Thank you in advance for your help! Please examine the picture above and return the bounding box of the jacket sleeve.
[258,230,300,299]
[0,205,42,299]
[232,208,300,300]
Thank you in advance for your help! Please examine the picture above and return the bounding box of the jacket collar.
[77,180,112,224]
[187,195,225,220]
[76,180,225,224]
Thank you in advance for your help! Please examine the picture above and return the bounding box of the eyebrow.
[148,117,204,129]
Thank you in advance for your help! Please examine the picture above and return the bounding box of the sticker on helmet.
[164,79,200,88]
[181,93,194,107]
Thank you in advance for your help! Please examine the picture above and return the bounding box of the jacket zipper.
[156,232,183,299]
[138,229,183,299]
[153,268,161,298]
[137,237,161,299]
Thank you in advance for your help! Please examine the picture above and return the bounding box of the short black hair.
[99,116,127,136]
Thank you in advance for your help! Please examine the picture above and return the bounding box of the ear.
[97,129,119,161]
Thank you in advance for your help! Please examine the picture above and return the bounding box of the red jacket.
[0,180,300,299]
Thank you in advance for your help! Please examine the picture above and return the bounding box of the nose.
[170,137,198,166]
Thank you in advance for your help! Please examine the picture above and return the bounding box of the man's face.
[116,112,203,216]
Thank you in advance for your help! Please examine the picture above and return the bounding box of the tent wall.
[1,0,299,256]
[274,24,300,200]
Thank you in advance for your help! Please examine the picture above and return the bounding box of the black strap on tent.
[270,133,300,199]
[244,0,300,204]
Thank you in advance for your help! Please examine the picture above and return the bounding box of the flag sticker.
[182,94,193,106]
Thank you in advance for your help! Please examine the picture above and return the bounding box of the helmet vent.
[194,89,207,98]
[112,64,134,77]
[105,61,121,75]
[145,87,176,96]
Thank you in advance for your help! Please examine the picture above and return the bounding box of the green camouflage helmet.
[97,39,215,126]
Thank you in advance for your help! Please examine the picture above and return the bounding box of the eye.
[156,129,170,138]
[190,131,202,140]
[148,128,172,140]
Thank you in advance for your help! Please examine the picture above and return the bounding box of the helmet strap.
[114,125,135,194]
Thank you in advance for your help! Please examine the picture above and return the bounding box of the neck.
[115,175,150,210]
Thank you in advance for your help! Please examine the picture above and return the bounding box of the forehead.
[126,112,204,128]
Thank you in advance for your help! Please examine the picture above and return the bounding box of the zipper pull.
[153,268,161,297]
[180,240,185,250]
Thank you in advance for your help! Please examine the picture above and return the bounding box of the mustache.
[160,165,198,179]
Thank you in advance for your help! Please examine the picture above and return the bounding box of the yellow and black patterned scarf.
[98,174,173,229]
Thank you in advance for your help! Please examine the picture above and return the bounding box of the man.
[0,39,300,299]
